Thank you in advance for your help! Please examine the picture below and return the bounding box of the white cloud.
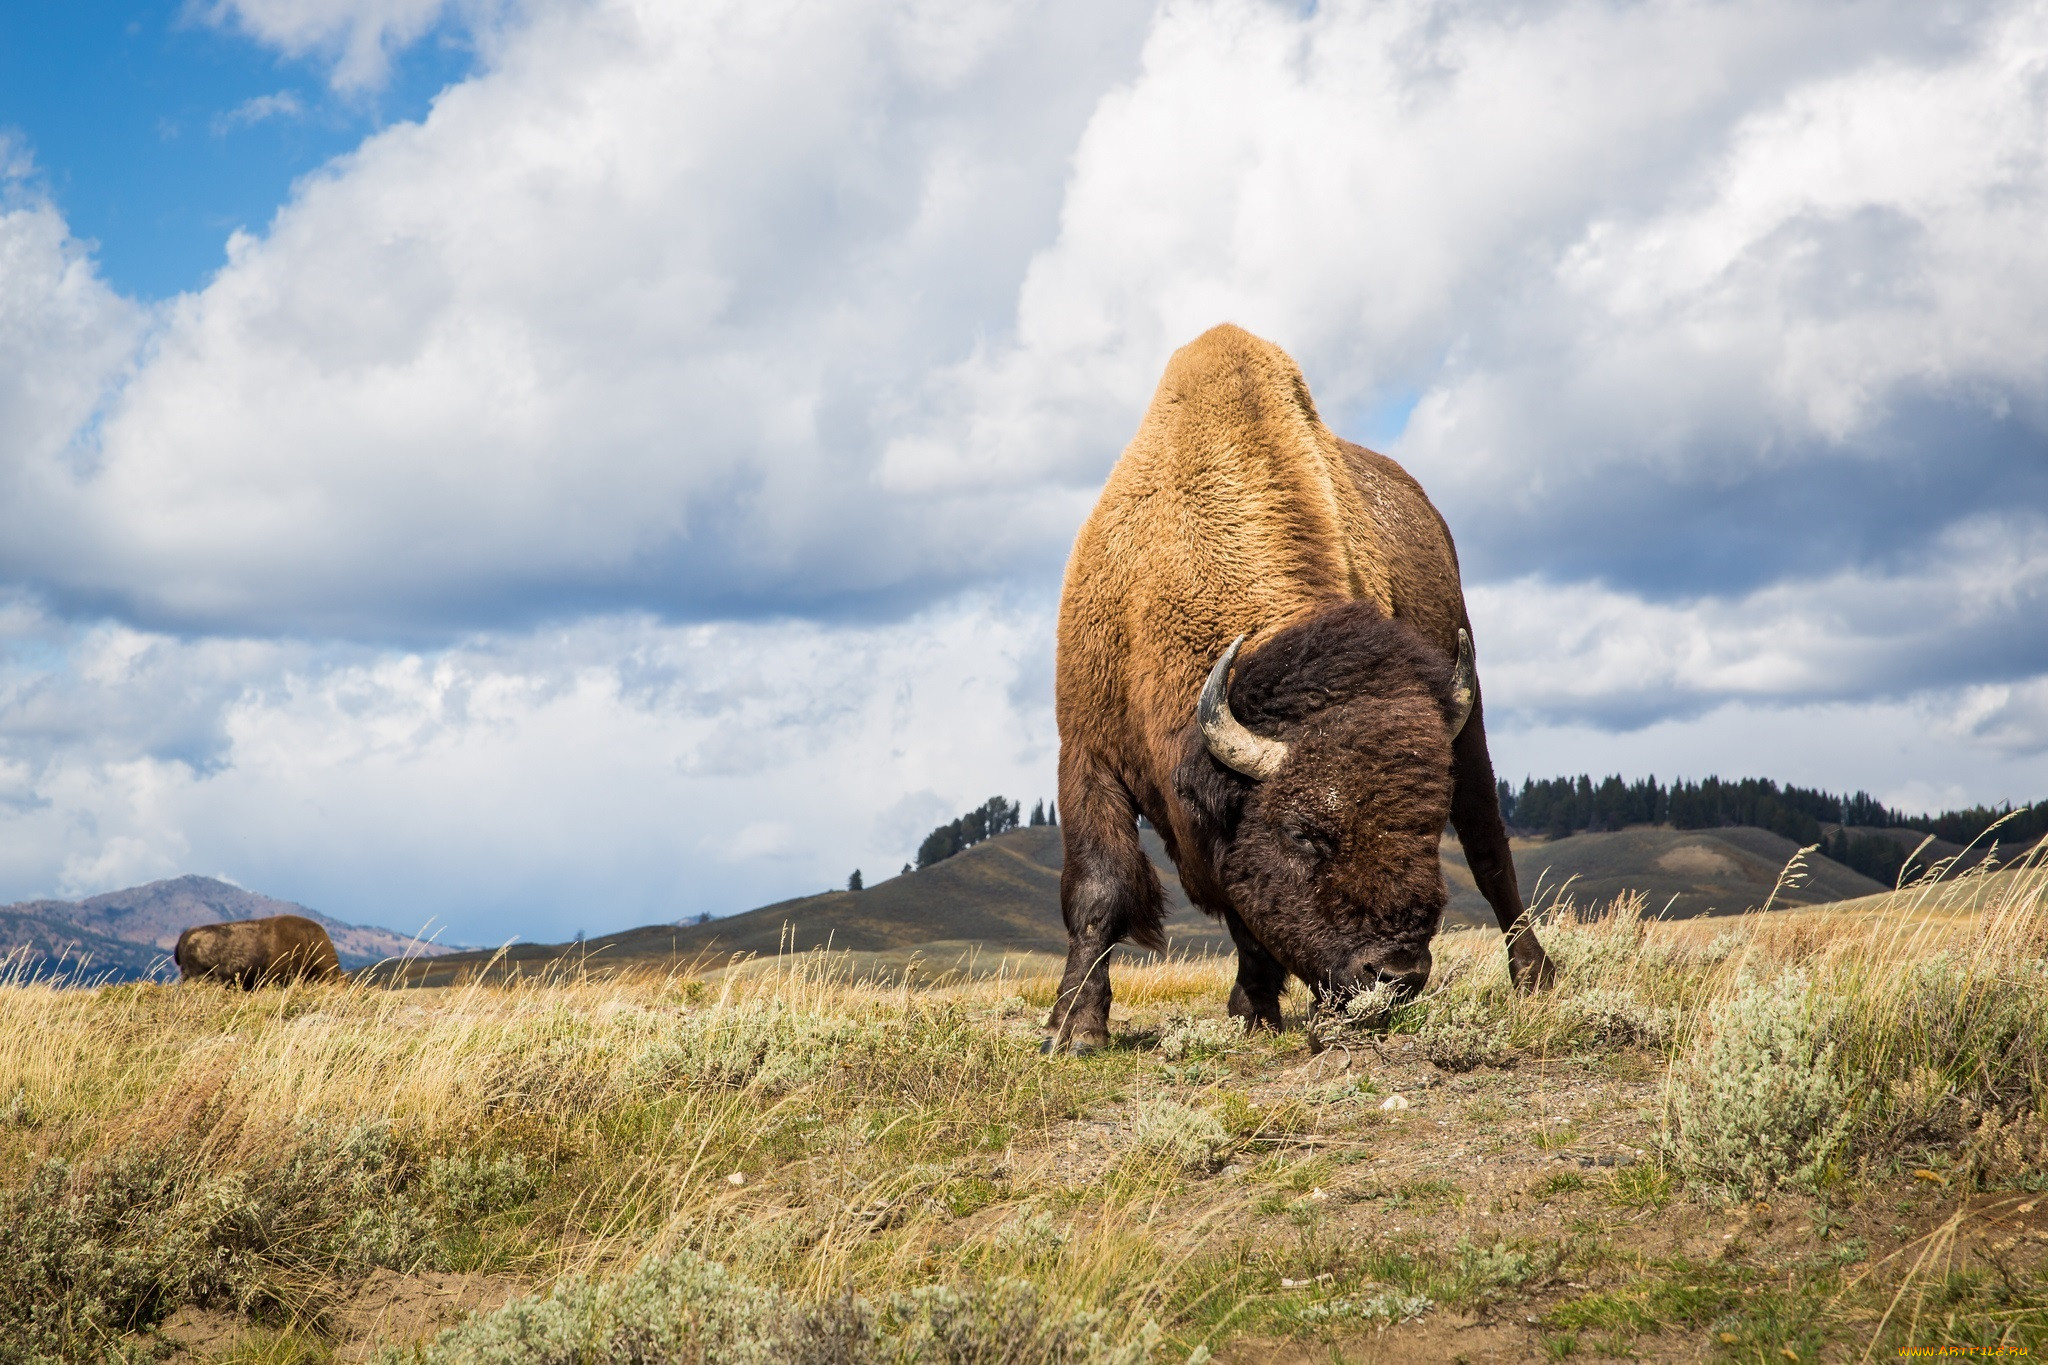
[212,90,308,134]
[200,0,480,92]
[902,2,2044,562]
[0,597,1058,939]
[1466,512,2048,727]
[1950,678,2048,758]
[3,0,1149,634]
[0,151,145,517]
[1400,3,2048,555]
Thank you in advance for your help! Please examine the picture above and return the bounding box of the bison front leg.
[1221,909,1286,1032]
[1046,762,1162,1054]
[1448,693,1556,991]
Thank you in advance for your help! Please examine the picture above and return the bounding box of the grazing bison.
[174,915,342,988]
[1047,324,1554,1051]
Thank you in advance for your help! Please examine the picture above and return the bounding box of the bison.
[1047,324,1554,1051]
[174,914,343,988]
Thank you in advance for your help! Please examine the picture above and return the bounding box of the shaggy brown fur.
[174,915,342,988]
[1049,324,1552,1049]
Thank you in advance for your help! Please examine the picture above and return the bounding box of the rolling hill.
[371,826,1227,987]
[375,820,1898,987]
[0,876,455,982]
[1442,824,1890,922]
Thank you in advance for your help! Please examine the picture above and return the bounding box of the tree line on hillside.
[1498,774,2046,885]
[909,796,1058,873]
[848,796,1061,890]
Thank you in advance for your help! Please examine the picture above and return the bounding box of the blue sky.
[0,0,2045,946]
[0,4,472,299]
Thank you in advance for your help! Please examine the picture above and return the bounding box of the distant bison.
[1047,324,1554,1051]
[174,915,342,988]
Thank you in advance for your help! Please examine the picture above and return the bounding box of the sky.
[0,0,2045,947]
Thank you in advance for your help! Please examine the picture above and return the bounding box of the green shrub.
[884,1278,1161,1364]
[1540,902,1649,983]
[424,1152,543,1218]
[1416,1001,1513,1072]
[1448,1238,1556,1301]
[1155,1016,1239,1062]
[1292,1290,1432,1326]
[398,1252,1161,1364]
[990,1211,1069,1265]
[0,1153,197,1361]
[1665,973,1856,1199]
[0,1122,437,1361]
[625,1000,855,1093]
[1130,1102,1234,1173]
[395,1249,867,1364]
[1561,989,1671,1050]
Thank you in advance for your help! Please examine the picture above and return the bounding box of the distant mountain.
[0,875,456,983]
[373,820,1896,988]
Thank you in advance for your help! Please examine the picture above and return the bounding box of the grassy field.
[6,843,2048,1362]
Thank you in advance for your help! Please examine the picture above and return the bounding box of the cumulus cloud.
[0,150,144,506]
[2,0,1150,635]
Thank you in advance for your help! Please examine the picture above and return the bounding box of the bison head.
[1174,604,1473,1006]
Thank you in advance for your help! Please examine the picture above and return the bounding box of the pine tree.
[847,869,863,892]
[1029,800,1046,826]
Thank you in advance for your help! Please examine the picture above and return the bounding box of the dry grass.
[5,837,2048,1360]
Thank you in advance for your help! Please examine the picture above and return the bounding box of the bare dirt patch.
[156,1304,248,1357]
[1656,844,1741,878]
[331,1268,529,1359]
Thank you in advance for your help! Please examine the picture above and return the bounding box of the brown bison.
[1047,324,1554,1051]
[174,915,342,988]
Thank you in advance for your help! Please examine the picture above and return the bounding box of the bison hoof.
[1510,948,1557,992]
[1040,1033,1104,1056]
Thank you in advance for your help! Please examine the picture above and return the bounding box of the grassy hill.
[0,875,454,982]
[373,826,1232,987]
[380,821,1899,988]
[1443,824,1889,923]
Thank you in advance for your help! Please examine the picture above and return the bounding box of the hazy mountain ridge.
[0,875,456,981]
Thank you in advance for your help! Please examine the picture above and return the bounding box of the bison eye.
[1282,824,1331,859]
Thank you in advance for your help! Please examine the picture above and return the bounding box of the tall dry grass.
[3,832,2048,1358]
[1388,830,2048,1198]
[1,949,1276,1360]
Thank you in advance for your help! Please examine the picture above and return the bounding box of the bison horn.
[1199,635,1290,780]
[1448,628,1476,739]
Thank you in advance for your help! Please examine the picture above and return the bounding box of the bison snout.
[1337,945,1432,1001]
